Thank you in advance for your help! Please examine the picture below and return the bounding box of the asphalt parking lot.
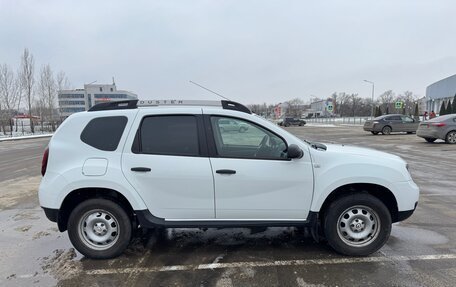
[1,125,456,287]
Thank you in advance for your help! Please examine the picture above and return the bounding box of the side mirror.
[287,144,303,159]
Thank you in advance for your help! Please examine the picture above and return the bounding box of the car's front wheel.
[323,194,391,256]
[67,198,132,259]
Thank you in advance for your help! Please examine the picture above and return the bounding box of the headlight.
[373,121,379,125]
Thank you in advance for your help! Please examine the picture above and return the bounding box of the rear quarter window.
[80,116,128,151]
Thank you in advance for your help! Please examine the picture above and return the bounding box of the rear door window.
[80,116,128,151]
[137,115,200,156]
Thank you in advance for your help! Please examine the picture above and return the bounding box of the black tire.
[323,194,391,256]
[424,137,436,143]
[371,131,379,135]
[67,198,132,259]
[407,132,414,134]
[381,126,392,135]
[445,130,456,144]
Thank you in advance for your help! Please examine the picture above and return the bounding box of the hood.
[321,143,405,163]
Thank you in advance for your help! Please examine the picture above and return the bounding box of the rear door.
[386,115,403,131]
[122,108,215,219]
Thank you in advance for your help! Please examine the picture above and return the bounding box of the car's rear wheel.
[381,126,392,135]
[445,131,456,144]
[424,137,436,143]
[371,131,379,135]
[68,198,132,259]
[323,194,391,256]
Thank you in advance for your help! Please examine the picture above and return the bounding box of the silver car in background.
[416,114,456,144]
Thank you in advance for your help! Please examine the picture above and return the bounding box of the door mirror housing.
[287,144,303,159]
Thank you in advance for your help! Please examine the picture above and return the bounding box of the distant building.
[425,74,456,114]
[58,83,137,118]
[274,102,289,119]
[305,98,334,118]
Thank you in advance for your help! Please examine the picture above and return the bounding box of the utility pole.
[364,80,375,119]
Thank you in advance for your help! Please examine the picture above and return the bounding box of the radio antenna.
[189,80,231,101]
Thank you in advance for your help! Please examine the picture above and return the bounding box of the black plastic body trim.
[135,209,318,228]
[395,202,417,222]
[42,207,59,222]
[87,99,251,114]
[89,100,138,111]
[221,100,251,114]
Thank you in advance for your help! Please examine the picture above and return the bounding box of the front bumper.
[396,202,417,222]
[42,207,59,222]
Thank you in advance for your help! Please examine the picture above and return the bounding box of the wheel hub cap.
[337,205,380,247]
[79,210,119,250]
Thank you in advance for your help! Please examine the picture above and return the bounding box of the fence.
[305,117,371,125]
[0,120,62,138]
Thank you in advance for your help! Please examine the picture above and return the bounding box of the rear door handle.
[131,167,151,172]
[216,169,236,175]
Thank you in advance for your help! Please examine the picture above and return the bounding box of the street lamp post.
[364,80,375,119]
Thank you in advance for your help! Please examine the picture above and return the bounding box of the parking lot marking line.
[84,254,456,275]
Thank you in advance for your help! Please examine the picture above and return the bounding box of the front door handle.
[131,167,151,172]
[216,169,236,175]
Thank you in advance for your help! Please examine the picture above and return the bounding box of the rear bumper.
[416,129,440,139]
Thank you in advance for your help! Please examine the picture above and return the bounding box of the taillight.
[41,148,49,176]
[431,123,446,127]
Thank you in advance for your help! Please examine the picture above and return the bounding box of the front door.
[208,116,314,220]
[122,112,215,219]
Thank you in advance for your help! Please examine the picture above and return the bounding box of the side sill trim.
[135,210,318,228]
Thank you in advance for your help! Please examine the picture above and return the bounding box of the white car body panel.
[39,104,419,225]
[120,107,215,219]
[39,109,148,210]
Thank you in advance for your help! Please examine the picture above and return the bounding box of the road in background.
[1,127,456,287]
[0,138,49,182]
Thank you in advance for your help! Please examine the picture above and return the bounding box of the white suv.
[39,100,419,259]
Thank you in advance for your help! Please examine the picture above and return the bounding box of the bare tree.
[0,64,19,135]
[19,48,35,133]
[287,98,305,117]
[38,64,57,131]
[378,90,395,105]
[56,71,70,91]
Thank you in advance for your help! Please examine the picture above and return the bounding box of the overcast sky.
[1,0,456,104]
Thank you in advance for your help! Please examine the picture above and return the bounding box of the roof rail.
[88,100,138,111]
[88,99,251,114]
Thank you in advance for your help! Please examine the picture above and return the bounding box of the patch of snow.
[0,134,53,142]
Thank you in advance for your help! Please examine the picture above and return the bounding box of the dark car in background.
[278,117,306,127]
[416,114,456,144]
[363,114,419,135]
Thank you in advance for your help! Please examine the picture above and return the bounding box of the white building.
[58,83,137,118]
[425,74,456,114]
[305,99,334,118]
